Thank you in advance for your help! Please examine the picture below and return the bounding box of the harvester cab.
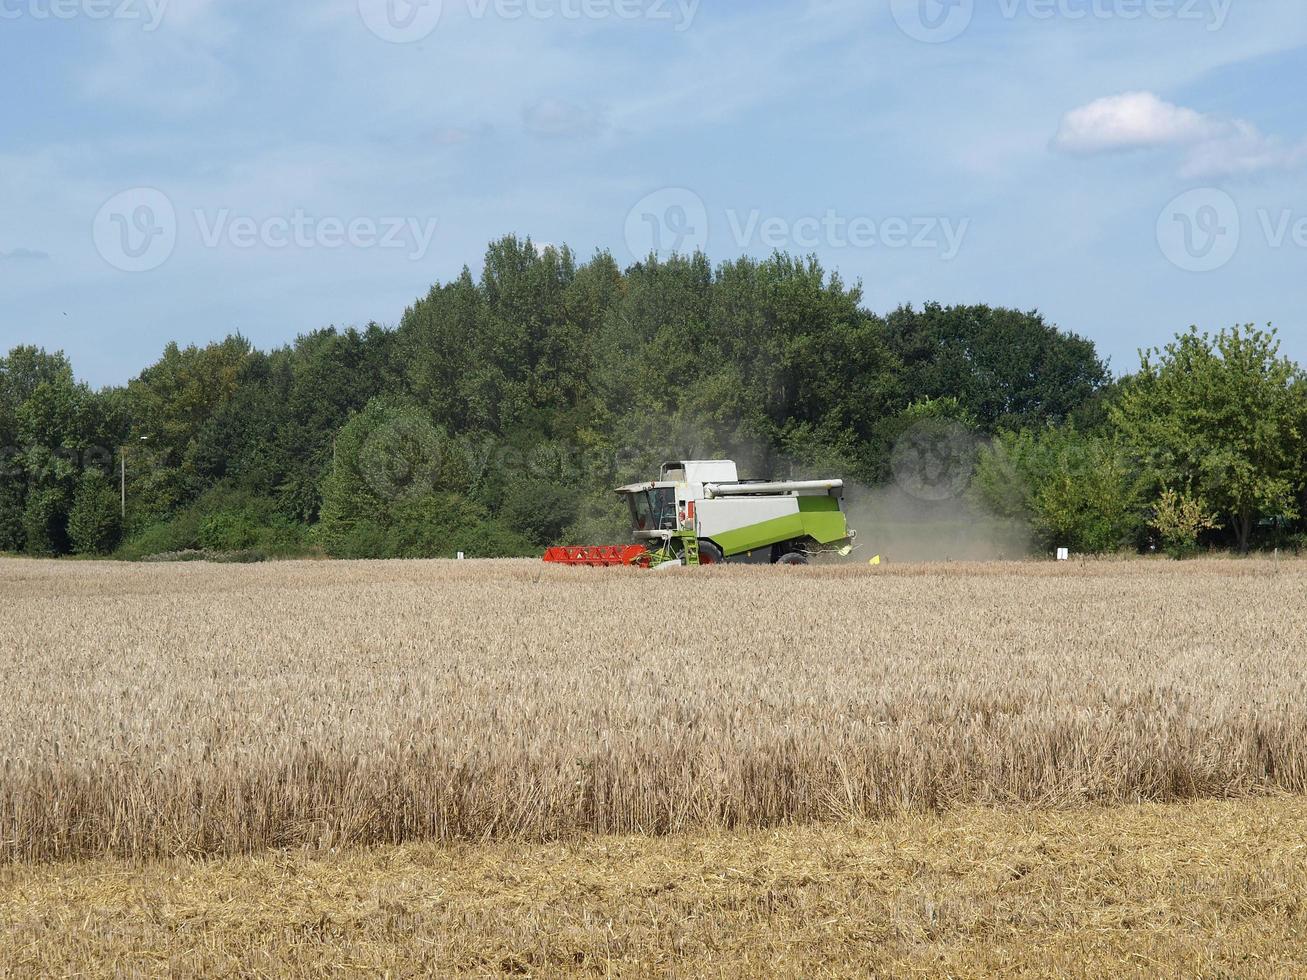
[543,460,856,568]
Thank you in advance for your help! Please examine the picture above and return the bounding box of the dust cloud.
[841,483,1031,563]
[839,418,1032,563]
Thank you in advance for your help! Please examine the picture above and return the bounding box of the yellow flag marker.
[869,555,882,566]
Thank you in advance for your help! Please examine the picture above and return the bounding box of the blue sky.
[2,0,1305,388]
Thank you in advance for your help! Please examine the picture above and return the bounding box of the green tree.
[68,469,123,555]
[0,478,22,552]
[22,487,70,556]
[2,347,120,555]
[974,427,1145,554]
[5,241,1130,562]
[1111,326,1307,552]
[499,477,580,547]
[317,399,480,556]
[882,303,1109,432]
[1150,488,1222,560]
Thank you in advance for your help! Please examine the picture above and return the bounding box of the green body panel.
[709,496,849,557]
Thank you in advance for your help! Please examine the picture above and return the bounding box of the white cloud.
[1053,92,1223,153]
[1054,91,1307,179]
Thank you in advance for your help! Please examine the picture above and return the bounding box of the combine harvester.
[544,460,856,568]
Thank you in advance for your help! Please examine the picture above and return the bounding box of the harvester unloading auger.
[543,460,856,568]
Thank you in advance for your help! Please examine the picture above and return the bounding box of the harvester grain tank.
[543,460,856,567]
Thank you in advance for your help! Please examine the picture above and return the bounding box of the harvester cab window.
[629,492,653,531]
[628,488,677,533]
[651,487,676,530]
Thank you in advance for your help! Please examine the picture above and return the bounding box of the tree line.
[2,236,1304,560]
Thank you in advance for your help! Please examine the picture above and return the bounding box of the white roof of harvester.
[663,460,740,485]
[614,460,741,496]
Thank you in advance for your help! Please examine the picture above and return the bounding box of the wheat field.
[2,556,1305,865]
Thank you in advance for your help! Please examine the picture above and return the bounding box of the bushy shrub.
[1150,488,1222,560]
[199,511,259,551]
[141,548,267,564]
[974,427,1146,555]
[320,493,535,560]
[115,511,205,561]
[68,470,123,555]
[0,481,25,553]
[562,495,631,549]
[498,479,579,547]
[117,487,310,561]
[21,488,70,557]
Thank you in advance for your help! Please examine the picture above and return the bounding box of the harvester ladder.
[678,530,700,567]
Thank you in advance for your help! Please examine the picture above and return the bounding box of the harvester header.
[544,460,856,568]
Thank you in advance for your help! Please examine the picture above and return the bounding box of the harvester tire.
[673,540,724,566]
[698,541,724,565]
[777,552,809,566]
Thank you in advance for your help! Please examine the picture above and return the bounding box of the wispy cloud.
[1053,91,1307,179]
[522,99,608,139]
[0,248,52,263]
[79,0,236,114]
